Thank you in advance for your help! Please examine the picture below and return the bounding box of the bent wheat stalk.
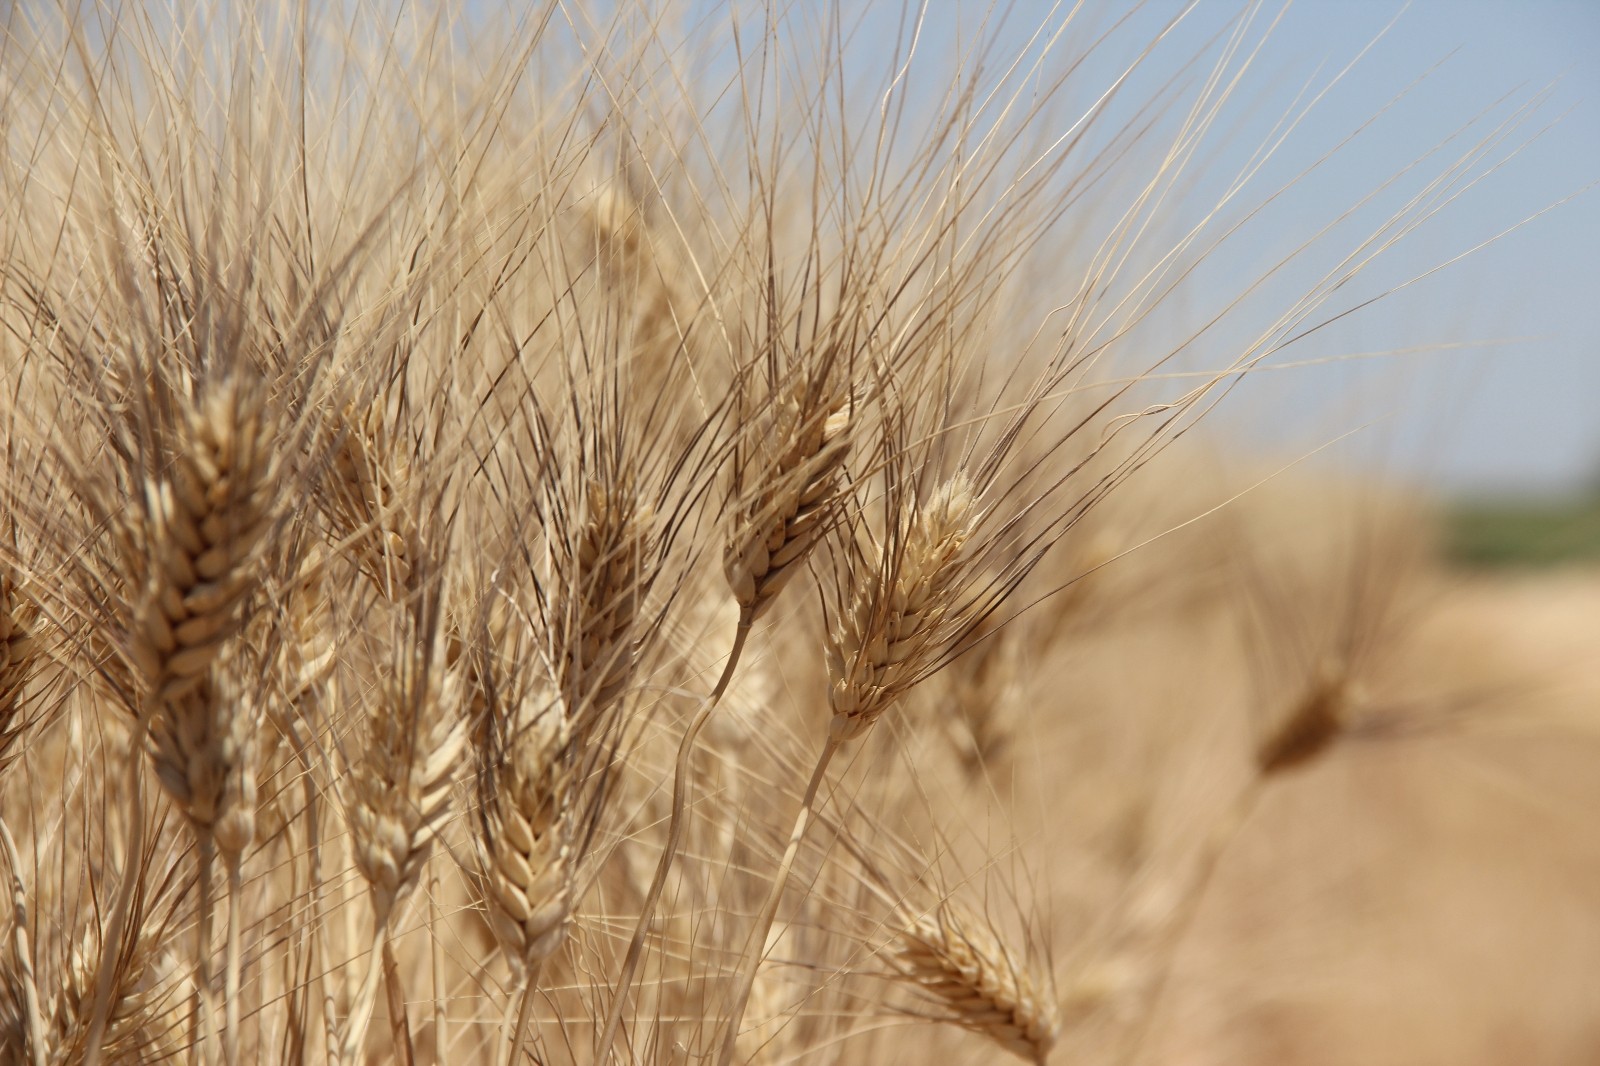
[598,385,852,1060]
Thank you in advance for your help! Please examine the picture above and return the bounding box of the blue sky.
[1096,1,1600,497]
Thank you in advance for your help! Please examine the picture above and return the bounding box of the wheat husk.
[724,388,852,623]
[893,902,1060,1065]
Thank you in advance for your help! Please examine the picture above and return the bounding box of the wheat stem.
[340,916,389,1064]
[597,619,751,1061]
[718,731,842,1066]
[0,817,47,1066]
[82,743,146,1066]
[499,958,545,1066]
[382,937,415,1066]
[282,711,338,1066]
[430,877,447,1059]
[192,831,218,1066]
[223,854,243,1066]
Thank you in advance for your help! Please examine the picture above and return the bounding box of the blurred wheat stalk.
[0,2,1578,1064]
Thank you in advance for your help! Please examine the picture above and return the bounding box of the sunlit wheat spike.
[550,477,652,715]
[893,902,1061,1066]
[145,672,259,860]
[346,659,466,920]
[724,386,853,623]
[828,475,977,742]
[123,374,277,707]
[476,696,574,976]
[281,550,336,706]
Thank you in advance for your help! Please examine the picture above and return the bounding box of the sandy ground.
[1153,568,1600,1065]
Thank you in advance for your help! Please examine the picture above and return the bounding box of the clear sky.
[1091,1,1600,498]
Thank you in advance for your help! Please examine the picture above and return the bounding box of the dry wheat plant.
[0,1,1587,1064]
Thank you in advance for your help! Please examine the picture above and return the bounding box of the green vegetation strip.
[1447,497,1600,567]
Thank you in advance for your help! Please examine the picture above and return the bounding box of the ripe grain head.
[892,901,1060,1066]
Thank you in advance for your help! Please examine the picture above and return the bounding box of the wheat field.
[0,2,1595,1064]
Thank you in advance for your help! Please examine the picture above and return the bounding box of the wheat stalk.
[73,370,282,1066]
[548,478,653,716]
[344,666,464,908]
[0,564,38,776]
[146,666,260,1066]
[478,716,573,977]
[600,380,855,1058]
[145,667,260,861]
[586,180,704,424]
[321,402,418,604]
[826,475,978,742]
[475,465,657,1062]
[475,694,574,1066]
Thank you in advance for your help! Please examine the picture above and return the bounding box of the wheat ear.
[146,668,260,861]
[340,654,465,1062]
[477,704,573,1066]
[322,402,417,602]
[826,476,977,741]
[598,387,852,1060]
[1256,659,1351,776]
[723,390,853,624]
[121,374,277,707]
[346,628,466,918]
[893,902,1061,1065]
[550,478,652,713]
[488,477,651,1064]
[587,181,700,418]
